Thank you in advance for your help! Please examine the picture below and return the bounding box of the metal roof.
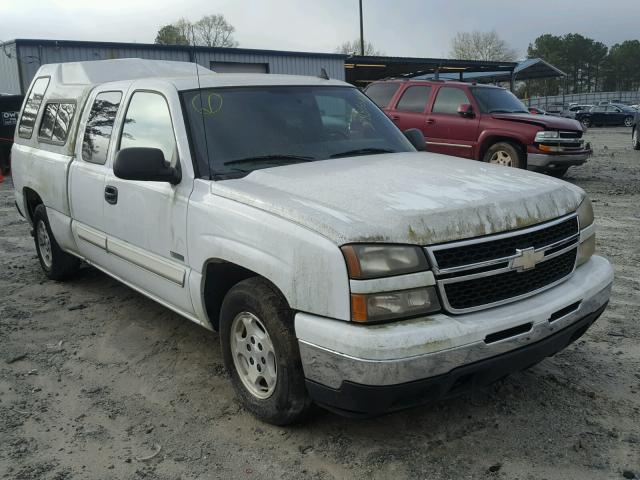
[414,58,566,82]
[345,55,517,84]
[4,38,347,60]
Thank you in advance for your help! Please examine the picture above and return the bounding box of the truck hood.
[210,152,585,246]
[491,112,584,131]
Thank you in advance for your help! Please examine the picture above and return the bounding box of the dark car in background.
[576,104,636,128]
[560,104,593,119]
[633,110,640,150]
[0,94,24,174]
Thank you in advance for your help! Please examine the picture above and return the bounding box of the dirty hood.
[210,152,585,246]
[491,112,584,131]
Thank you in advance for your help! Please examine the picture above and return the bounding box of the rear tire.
[33,205,80,280]
[483,142,524,169]
[624,116,634,127]
[633,128,640,150]
[581,117,591,128]
[220,277,312,425]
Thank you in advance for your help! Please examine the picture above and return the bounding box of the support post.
[359,0,364,56]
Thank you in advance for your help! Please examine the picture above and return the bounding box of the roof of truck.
[36,58,349,92]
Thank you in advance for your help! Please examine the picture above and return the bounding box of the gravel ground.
[1,127,639,480]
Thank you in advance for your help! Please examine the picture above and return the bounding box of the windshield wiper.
[224,154,315,166]
[329,148,396,158]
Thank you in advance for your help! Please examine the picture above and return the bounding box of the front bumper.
[527,151,591,171]
[295,256,613,416]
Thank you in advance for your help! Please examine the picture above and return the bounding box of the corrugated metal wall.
[14,42,345,93]
[0,43,22,94]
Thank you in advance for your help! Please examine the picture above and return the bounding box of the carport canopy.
[412,58,566,83]
[345,55,517,86]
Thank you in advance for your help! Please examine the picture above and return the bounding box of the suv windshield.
[471,87,529,114]
[181,86,414,179]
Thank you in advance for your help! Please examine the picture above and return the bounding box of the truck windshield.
[181,86,414,179]
[471,87,529,114]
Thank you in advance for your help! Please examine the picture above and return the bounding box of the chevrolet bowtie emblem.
[511,247,544,271]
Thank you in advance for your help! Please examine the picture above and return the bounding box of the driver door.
[102,86,195,315]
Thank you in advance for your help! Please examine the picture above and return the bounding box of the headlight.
[341,244,429,279]
[576,195,595,267]
[535,130,559,142]
[577,196,594,229]
[351,287,441,323]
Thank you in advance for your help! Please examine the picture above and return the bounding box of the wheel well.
[23,188,43,224]
[479,137,526,164]
[202,261,262,331]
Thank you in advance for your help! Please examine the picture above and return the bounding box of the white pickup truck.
[12,59,613,424]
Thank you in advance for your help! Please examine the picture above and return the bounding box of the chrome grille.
[426,214,579,313]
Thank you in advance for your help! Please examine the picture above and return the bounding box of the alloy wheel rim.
[489,150,513,167]
[625,117,633,127]
[37,221,53,269]
[230,311,277,399]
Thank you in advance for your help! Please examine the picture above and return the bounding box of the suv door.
[102,87,195,315]
[69,88,124,261]
[387,84,432,133]
[424,86,479,159]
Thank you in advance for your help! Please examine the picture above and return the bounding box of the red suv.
[365,80,591,177]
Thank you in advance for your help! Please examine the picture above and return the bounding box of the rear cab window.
[82,91,123,165]
[396,85,432,113]
[364,82,400,109]
[38,102,76,145]
[18,77,50,139]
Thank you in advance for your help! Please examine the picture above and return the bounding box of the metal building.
[0,39,346,95]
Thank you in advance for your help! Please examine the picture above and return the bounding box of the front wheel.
[581,117,591,128]
[633,128,640,150]
[624,116,634,127]
[33,205,80,280]
[220,277,312,425]
[483,142,524,169]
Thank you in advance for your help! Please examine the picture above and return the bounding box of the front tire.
[33,205,80,280]
[220,277,312,425]
[483,141,524,168]
[633,128,640,150]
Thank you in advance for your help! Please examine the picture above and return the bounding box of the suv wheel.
[483,142,523,168]
[633,128,640,150]
[581,117,591,128]
[624,116,634,127]
[220,277,312,425]
[33,205,81,280]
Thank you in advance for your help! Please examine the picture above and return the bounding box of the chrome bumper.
[296,256,613,389]
[527,152,590,169]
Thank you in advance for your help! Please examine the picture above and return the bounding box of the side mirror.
[457,103,474,117]
[114,147,181,185]
[404,128,426,151]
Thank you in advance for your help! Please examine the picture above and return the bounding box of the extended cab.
[12,60,612,424]
[365,80,592,177]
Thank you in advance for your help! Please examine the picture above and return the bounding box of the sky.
[1,0,639,58]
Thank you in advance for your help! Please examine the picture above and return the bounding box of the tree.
[336,39,382,56]
[154,15,238,47]
[193,14,238,48]
[154,25,189,45]
[450,30,518,62]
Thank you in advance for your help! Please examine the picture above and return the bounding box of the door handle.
[104,185,118,205]
[425,118,435,125]
[390,115,400,121]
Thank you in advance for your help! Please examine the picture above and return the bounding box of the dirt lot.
[1,127,639,480]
